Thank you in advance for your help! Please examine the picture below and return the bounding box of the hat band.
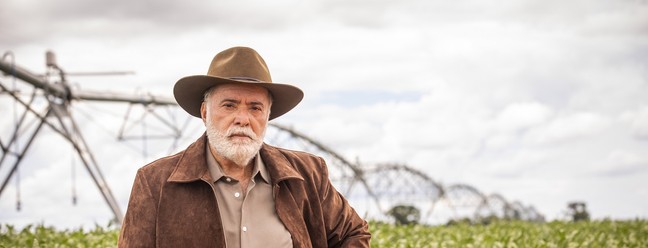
[228,76,264,83]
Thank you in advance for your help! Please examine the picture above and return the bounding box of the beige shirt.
[206,145,292,248]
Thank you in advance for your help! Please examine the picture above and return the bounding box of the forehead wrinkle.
[218,97,267,106]
[249,100,266,106]
[220,98,241,104]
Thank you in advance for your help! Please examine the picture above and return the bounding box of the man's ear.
[200,102,207,124]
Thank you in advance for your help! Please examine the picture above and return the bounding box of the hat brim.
[174,75,304,120]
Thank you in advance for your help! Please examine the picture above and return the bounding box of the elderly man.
[118,47,371,247]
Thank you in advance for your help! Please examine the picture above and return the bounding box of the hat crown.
[207,47,272,83]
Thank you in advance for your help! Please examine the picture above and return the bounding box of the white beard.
[206,121,265,167]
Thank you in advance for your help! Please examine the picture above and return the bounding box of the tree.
[386,205,421,225]
[567,201,590,222]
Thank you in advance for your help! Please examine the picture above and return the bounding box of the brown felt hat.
[173,46,303,120]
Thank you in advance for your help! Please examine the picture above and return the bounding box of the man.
[118,46,371,247]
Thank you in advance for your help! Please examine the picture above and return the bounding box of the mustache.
[227,126,257,140]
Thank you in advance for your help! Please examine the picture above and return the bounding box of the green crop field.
[1,220,647,247]
[371,220,648,247]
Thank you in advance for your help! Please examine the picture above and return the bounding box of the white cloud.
[621,106,648,140]
[590,150,648,176]
[494,102,553,131]
[525,112,610,145]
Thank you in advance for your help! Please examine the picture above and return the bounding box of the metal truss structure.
[0,52,178,224]
[1,51,544,225]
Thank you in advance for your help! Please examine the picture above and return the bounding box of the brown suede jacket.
[118,134,371,247]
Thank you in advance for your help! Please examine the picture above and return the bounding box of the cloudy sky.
[1,0,647,228]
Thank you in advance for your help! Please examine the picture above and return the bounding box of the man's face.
[201,83,271,166]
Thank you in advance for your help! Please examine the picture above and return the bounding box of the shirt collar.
[167,133,303,184]
[205,143,271,184]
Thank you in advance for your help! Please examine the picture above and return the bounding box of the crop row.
[1,220,646,247]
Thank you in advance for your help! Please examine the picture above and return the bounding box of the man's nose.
[233,109,251,126]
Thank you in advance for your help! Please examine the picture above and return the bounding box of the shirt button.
[225,177,232,182]
[242,226,248,232]
[234,192,240,198]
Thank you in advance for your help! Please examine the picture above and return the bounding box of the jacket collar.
[260,143,304,184]
[168,133,303,184]
[167,134,211,183]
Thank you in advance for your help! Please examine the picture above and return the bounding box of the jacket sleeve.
[318,157,371,247]
[118,169,157,247]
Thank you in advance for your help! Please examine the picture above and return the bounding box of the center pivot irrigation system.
[0,51,544,225]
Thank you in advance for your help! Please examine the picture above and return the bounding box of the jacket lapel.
[167,133,213,183]
[260,144,304,184]
[157,133,225,247]
[260,144,311,247]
